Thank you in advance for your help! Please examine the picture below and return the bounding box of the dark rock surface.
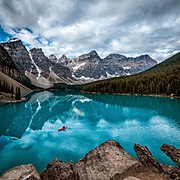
[110,163,165,180]
[49,54,58,62]
[161,164,180,180]
[40,159,78,180]
[0,44,30,86]
[0,164,40,180]
[30,48,72,78]
[1,38,33,73]
[65,51,157,79]
[161,144,180,168]
[134,144,164,173]
[134,144,180,180]
[72,50,105,79]
[76,140,138,180]
[59,55,68,65]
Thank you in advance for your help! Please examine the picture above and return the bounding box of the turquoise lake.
[0,91,180,174]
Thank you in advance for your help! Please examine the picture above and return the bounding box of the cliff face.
[1,38,33,73]
[30,48,72,78]
[0,44,32,89]
[0,45,23,81]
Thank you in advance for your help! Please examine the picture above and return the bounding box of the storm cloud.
[0,0,180,61]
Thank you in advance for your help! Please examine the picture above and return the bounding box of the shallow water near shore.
[0,91,180,174]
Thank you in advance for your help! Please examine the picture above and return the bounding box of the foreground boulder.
[134,144,164,174]
[110,163,165,180]
[134,144,180,180]
[0,164,40,180]
[40,158,78,180]
[76,140,138,180]
[161,144,180,168]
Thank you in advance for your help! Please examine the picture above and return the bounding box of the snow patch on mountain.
[29,52,41,79]
[123,66,131,70]
[72,62,86,71]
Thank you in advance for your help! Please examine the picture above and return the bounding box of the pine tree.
[15,87,21,100]
[11,84,14,97]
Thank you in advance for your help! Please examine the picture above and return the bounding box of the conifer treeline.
[0,80,21,100]
[82,53,180,96]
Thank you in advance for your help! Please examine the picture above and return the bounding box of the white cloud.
[0,0,180,61]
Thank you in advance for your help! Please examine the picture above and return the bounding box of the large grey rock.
[40,158,78,180]
[161,164,180,180]
[161,144,180,168]
[134,144,164,173]
[110,163,165,180]
[76,140,138,180]
[0,164,40,180]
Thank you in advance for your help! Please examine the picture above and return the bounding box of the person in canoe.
[58,126,68,131]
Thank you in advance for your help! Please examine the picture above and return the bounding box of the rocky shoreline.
[0,140,179,180]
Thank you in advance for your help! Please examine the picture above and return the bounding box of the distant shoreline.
[1,90,179,105]
[81,90,180,99]
[0,92,28,105]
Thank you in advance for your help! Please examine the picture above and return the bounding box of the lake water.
[0,91,180,174]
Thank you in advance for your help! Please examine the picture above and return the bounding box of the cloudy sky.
[0,0,180,61]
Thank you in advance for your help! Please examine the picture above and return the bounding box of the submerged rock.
[0,164,40,180]
[161,144,180,168]
[76,140,138,180]
[40,158,78,180]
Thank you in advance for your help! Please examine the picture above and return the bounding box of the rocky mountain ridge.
[0,39,75,88]
[0,38,157,89]
[1,140,179,180]
[55,50,157,80]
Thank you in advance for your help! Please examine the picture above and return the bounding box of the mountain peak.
[60,54,68,59]
[104,54,126,61]
[1,38,23,47]
[59,54,68,65]
[30,47,43,52]
[134,54,157,63]
[8,38,21,43]
[49,54,58,62]
[30,48,45,56]
[79,50,100,60]
[89,50,98,55]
